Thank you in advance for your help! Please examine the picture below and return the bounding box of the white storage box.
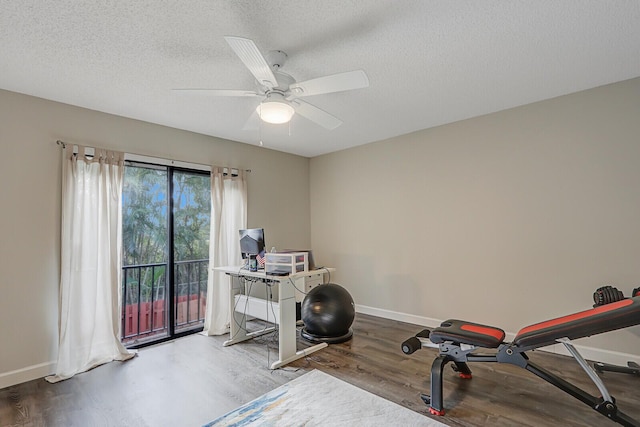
[265,252,308,275]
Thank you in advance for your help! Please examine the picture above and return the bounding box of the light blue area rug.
[204,369,447,426]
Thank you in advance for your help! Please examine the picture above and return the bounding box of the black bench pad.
[514,296,640,348]
[430,319,506,348]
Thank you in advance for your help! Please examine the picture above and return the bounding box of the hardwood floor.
[1,313,638,426]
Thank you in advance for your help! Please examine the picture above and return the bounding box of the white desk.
[214,266,335,369]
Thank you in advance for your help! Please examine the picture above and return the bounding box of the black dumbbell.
[593,285,624,306]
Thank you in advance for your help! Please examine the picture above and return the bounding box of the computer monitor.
[239,228,265,258]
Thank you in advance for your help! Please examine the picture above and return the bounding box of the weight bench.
[402,295,640,427]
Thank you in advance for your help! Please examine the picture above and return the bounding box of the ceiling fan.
[174,36,370,130]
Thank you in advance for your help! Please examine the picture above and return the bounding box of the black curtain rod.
[55,140,251,173]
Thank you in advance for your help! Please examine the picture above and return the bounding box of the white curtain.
[202,167,247,335]
[46,145,136,383]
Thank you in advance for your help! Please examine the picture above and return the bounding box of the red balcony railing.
[121,259,208,346]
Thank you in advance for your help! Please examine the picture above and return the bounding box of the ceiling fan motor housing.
[266,50,287,70]
[256,70,294,93]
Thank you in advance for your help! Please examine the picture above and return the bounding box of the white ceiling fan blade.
[224,36,277,89]
[172,89,259,97]
[289,70,369,98]
[292,100,343,130]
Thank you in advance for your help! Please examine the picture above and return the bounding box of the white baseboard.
[356,304,443,329]
[0,361,55,389]
[355,304,640,366]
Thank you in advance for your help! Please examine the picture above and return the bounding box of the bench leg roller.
[401,336,421,355]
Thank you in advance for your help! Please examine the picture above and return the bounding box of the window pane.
[122,165,169,345]
[172,171,211,262]
[123,166,168,266]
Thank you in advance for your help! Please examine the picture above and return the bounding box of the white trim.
[354,304,640,366]
[0,361,56,389]
[355,304,442,329]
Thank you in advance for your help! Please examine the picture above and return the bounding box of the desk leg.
[223,274,278,346]
[220,273,329,368]
[224,327,277,346]
[269,342,328,370]
[269,280,328,369]
[223,275,252,347]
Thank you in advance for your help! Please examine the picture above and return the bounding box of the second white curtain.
[202,167,247,335]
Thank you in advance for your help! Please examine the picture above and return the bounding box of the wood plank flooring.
[1,313,638,426]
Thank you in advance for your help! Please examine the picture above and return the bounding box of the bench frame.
[404,297,640,426]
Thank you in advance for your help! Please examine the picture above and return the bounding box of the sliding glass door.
[172,169,211,334]
[121,162,211,347]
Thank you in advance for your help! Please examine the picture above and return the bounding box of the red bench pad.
[430,319,506,348]
[514,296,640,348]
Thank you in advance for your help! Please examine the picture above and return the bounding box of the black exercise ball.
[301,283,355,344]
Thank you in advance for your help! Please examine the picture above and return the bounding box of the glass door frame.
[121,160,211,349]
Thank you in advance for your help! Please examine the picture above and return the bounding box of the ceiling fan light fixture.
[257,93,295,124]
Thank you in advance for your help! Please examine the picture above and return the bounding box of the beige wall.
[3,76,640,386]
[0,89,311,387]
[310,77,640,361]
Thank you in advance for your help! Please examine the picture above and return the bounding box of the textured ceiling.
[1,1,639,157]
